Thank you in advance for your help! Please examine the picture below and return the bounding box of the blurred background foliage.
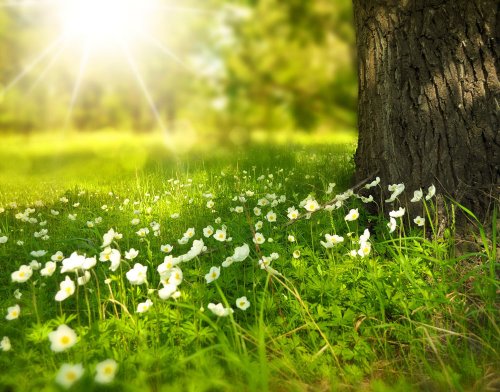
[0,0,356,136]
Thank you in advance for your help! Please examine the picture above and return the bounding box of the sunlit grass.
[0,130,357,202]
[0,131,497,391]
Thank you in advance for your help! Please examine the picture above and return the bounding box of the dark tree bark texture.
[353,0,499,219]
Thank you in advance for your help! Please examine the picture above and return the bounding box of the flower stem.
[31,281,41,324]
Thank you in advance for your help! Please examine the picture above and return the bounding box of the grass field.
[0,131,498,391]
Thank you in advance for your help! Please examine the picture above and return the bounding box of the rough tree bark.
[353,0,499,220]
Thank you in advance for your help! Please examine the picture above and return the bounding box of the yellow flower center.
[61,335,70,345]
[104,366,114,375]
[66,371,77,381]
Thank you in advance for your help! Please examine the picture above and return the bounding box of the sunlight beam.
[1,0,213,135]
[27,39,69,94]
[139,32,191,72]
[1,35,65,94]
[120,43,167,133]
[65,41,90,127]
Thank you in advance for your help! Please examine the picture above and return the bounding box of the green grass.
[0,131,498,391]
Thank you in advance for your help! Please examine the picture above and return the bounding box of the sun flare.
[58,0,158,45]
[1,0,209,134]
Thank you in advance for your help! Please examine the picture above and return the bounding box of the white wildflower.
[158,283,178,300]
[253,232,265,244]
[214,229,227,242]
[345,209,359,221]
[41,261,57,277]
[48,325,78,352]
[236,296,250,311]
[77,271,91,286]
[55,276,76,302]
[387,217,397,233]
[95,359,118,384]
[99,247,121,271]
[232,244,250,262]
[425,185,436,200]
[136,227,150,238]
[303,199,320,212]
[207,303,233,317]
[102,228,122,247]
[358,241,371,258]
[360,228,371,243]
[365,177,380,189]
[411,189,423,202]
[55,363,84,389]
[126,264,148,285]
[11,265,33,283]
[414,216,425,226]
[321,234,344,248]
[167,267,183,286]
[1,336,11,351]
[205,266,220,284]
[124,248,139,260]
[385,183,405,203]
[5,304,20,320]
[265,210,277,223]
[203,226,214,238]
[389,207,405,218]
[51,251,65,262]
[161,244,173,253]
[136,299,153,314]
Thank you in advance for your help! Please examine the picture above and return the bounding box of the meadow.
[0,131,497,391]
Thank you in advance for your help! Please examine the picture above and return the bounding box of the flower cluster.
[55,359,118,389]
[1,168,440,389]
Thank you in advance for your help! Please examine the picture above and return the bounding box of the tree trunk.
[353,0,499,220]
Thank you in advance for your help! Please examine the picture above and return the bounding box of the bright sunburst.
[0,0,211,133]
[58,0,157,45]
